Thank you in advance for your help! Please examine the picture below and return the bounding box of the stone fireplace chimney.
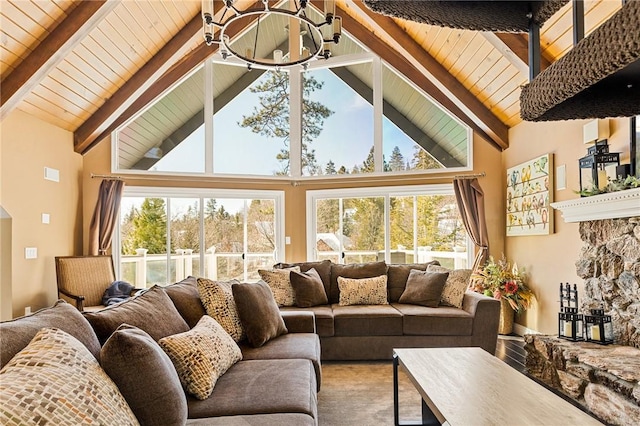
[552,188,640,348]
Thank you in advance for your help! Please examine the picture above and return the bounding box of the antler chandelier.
[202,0,342,69]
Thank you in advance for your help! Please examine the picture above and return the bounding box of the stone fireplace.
[525,189,640,425]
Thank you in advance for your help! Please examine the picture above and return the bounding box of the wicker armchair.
[55,255,116,312]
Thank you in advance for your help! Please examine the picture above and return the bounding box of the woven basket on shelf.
[498,298,514,335]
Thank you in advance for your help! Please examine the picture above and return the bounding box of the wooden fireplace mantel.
[550,187,640,223]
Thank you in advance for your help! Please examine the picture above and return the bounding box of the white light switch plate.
[556,164,566,190]
[42,213,50,224]
[44,167,59,182]
[25,247,37,259]
[285,236,291,245]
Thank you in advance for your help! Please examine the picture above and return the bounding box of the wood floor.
[495,334,526,373]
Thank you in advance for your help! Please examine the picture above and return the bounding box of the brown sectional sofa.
[276,259,501,359]
[0,280,321,425]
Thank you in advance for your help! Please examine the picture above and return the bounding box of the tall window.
[117,188,284,287]
[308,185,469,268]
[113,26,471,178]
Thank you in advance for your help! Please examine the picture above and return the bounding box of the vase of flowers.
[470,255,535,334]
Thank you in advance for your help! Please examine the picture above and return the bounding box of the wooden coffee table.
[393,347,603,426]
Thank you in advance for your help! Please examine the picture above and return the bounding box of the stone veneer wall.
[576,216,640,348]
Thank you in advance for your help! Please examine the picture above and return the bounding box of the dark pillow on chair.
[398,270,449,307]
[290,268,328,307]
[84,285,190,344]
[232,281,288,348]
[0,300,101,368]
[101,324,187,425]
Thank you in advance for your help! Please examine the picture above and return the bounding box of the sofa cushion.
[0,328,139,426]
[233,281,288,347]
[159,315,242,400]
[387,261,440,303]
[426,265,472,308]
[0,300,101,368]
[338,275,388,306]
[281,305,335,337]
[398,270,449,307]
[101,324,187,425]
[240,333,322,391]
[258,267,300,307]
[290,268,329,307]
[187,359,317,420]
[185,413,316,425]
[392,303,474,335]
[84,285,190,344]
[164,276,206,328]
[197,278,244,342]
[274,260,332,300]
[332,304,403,336]
[330,261,388,304]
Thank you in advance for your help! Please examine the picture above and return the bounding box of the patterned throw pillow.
[337,275,389,306]
[258,267,301,307]
[159,315,242,400]
[197,278,245,342]
[426,265,472,308]
[0,328,139,426]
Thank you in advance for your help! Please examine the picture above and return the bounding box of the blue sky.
[153,67,417,175]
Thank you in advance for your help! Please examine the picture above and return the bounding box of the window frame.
[306,184,472,265]
[115,186,285,283]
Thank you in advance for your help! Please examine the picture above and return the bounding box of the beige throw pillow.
[258,266,300,307]
[159,315,242,400]
[338,275,389,306]
[197,278,245,342]
[0,328,139,426]
[426,265,472,308]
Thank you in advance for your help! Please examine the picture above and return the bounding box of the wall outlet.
[25,247,37,259]
[44,167,60,182]
[42,213,50,224]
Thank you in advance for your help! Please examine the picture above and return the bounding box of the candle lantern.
[579,140,620,195]
[558,283,583,341]
[584,309,614,345]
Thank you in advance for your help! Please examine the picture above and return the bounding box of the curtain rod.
[90,171,486,185]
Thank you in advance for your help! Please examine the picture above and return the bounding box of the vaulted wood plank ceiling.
[0,0,623,155]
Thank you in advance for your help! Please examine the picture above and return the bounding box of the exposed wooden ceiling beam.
[83,0,266,154]
[73,13,204,154]
[490,33,553,74]
[0,0,118,120]
[346,1,509,150]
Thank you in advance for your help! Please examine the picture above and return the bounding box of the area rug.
[317,361,423,425]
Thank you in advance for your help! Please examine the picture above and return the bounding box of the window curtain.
[453,177,489,273]
[89,179,124,255]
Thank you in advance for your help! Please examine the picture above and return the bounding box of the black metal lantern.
[584,308,614,345]
[558,283,584,341]
[579,140,620,194]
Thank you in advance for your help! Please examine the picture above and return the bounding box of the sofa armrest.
[462,291,500,355]
[281,310,316,334]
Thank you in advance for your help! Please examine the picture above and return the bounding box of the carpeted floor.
[317,361,423,425]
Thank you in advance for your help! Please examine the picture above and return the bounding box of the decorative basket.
[498,298,514,335]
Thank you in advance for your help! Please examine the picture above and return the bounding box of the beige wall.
[504,117,631,334]
[0,110,83,317]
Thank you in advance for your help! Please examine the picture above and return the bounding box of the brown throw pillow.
[101,325,187,425]
[398,270,449,307]
[290,268,328,307]
[83,285,190,344]
[164,276,206,328]
[232,281,288,348]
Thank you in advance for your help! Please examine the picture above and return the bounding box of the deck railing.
[121,247,468,287]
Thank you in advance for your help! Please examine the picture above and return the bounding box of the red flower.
[504,280,518,294]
